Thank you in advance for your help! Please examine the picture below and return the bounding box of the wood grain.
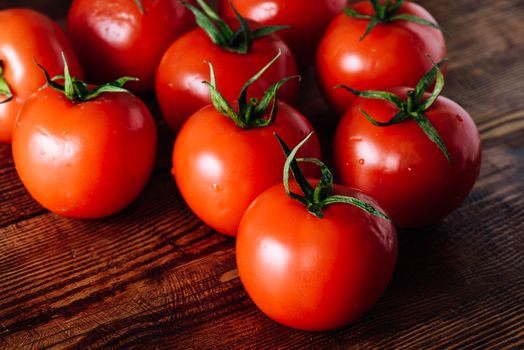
[1,0,524,349]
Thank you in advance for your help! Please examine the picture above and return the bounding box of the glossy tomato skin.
[220,0,346,63]
[334,88,482,228]
[172,102,320,236]
[237,182,397,331]
[0,8,83,144]
[12,88,157,219]
[317,1,446,115]
[156,29,298,133]
[67,0,195,93]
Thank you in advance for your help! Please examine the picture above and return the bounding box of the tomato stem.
[336,60,453,164]
[275,133,390,220]
[203,50,300,129]
[406,91,415,113]
[0,60,13,104]
[344,0,441,40]
[133,0,145,14]
[36,52,138,103]
[180,0,288,54]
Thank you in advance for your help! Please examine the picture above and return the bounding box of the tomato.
[156,1,298,133]
[173,102,320,236]
[67,0,195,93]
[237,135,397,331]
[12,63,157,219]
[238,183,397,330]
[0,8,83,144]
[317,0,446,115]
[219,0,346,64]
[334,70,482,227]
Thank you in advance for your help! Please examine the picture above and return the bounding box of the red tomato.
[220,0,346,63]
[334,87,482,227]
[317,1,446,114]
[12,79,157,218]
[67,0,195,93]
[172,101,320,236]
[156,26,298,133]
[237,180,397,330]
[0,8,82,143]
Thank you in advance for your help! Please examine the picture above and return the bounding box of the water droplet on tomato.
[212,184,220,192]
[408,167,412,172]
[358,159,365,165]
[349,136,363,142]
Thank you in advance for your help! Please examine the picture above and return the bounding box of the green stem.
[37,52,137,103]
[275,132,390,220]
[406,91,415,113]
[0,60,13,104]
[336,60,453,164]
[133,0,144,14]
[344,0,441,40]
[202,50,299,129]
[181,0,287,54]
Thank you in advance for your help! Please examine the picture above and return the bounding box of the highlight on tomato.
[172,51,320,236]
[219,0,346,65]
[12,54,157,219]
[317,0,447,115]
[237,133,397,331]
[334,62,482,228]
[156,0,298,133]
[68,0,195,93]
[0,8,83,144]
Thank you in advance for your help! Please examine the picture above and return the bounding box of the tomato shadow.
[323,216,478,345]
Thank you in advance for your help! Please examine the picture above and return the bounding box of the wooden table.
[1,0,523,348]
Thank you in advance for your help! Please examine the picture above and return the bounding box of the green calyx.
[37,52,137,103]
[203,50,300,129]
[0,60,13,104]
[181,0,287,54]
[344,0,440,40]
[275,132,389,220]
[133,0,145,14]
[337,60,452,164]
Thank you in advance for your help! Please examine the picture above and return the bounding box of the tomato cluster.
[0,0,481,332]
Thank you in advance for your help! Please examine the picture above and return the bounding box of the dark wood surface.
[1,0,523,348]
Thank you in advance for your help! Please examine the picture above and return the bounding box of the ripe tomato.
[12,62,157,219]
[173,102,320,236]
[334,74,482,227]
[67,0,195,93]
[317,0,446,115]
[237,135,397,331]
[156,1,298,133]
[219,0,346,63]
[0,8,83,144]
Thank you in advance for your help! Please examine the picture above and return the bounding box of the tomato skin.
[219,0,346,63]
[334,88,482,228]
[172,102,320,236]
[0,8,83,144]
[12,88,157,219]
[237,182,397,331]
[317,1,446,115]
[67,0,195,93]
[156,28,298,133]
